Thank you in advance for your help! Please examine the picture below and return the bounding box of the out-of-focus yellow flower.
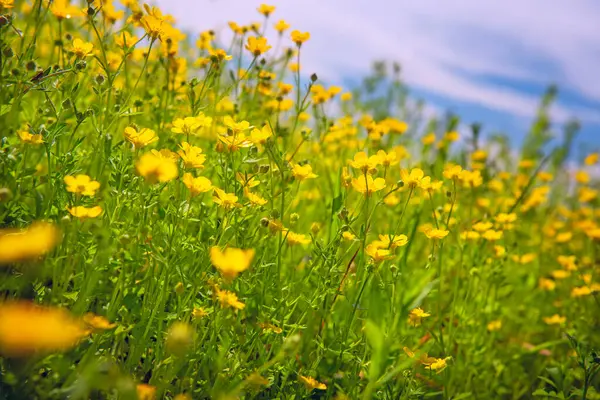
[257,4,275,16]
[543,314,566,325]
[210,246,255,280]
[0,301,88,356]
[584,153,599,166]
[539,278,556,291]
[342,231,356,241]
[166,321,193,355]
[0,222,59,265]
[83,313,116,330]
[487,320,502,332]
[137,384,157,400]
[136,152,178,183]
[274,19,290,33]
[68,206,103,219]
[423,227,449,240]
[17,129,43,144]
[422,133,436,145]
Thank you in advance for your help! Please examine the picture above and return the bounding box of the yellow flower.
[182,173,212,196]
[137,384,157,400]
[373,234,408,249]
[115,31,138,48]
[68,206,103,219]
[192,307,208,319]
[0,222,59,265]
[223,116,251,133]
[443,164,463,180]
[349,151,380,174]
[576,170,590,184]
[482,229,503,241]
[257,3,276,16]
[246,36,272,56]
[400,168,426,188]
[210,246,255,280]
[124,126,158,149]
[543,314,566,325]
[487,320,502,332]
[422,132,436,145]
[423,227,449,240]
[461,231,480,241]
[459,169,483,187]
[218,133,252,151]
[83,313,116,330]
[291,30,310,46]
[250,125,273,145]
[141,14,165,40]
[209,48,233,62]
[274,19,290,33]
[408,307,430,326]
[70,38,94,58]
[17,129,43,144]
[351,175,386,196]
[136,152,178,183]
[342,231,356,241]
[0,301,89,356]
[237,173,260,188]
[584,153,598,166]
[216,289,245,310]
[0,0,13,10]
[213,187,240,209]
[299,375,326,391]
[472,222,493,232]
[539,278,556,291]
[291,163,318,181]
[178,142,206,169]
[365,243,393,263]
[421,356,450,372]
[341,92,352,101]
[171,117,203,135]
[420,177,443,193]
[285,231,311,246]
[245,189,268,206]
[64,174,101,196]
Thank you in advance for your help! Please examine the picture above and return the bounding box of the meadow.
[1,1,600,399]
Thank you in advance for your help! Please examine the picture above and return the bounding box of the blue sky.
[155,0,600,150]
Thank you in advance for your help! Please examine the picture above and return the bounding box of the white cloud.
[155,0,600,124]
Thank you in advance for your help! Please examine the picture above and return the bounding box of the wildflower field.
[1,1,600,399]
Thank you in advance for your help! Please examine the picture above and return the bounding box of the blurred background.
[155,0,600,147]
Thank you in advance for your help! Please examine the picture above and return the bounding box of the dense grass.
[1,1,599,399]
